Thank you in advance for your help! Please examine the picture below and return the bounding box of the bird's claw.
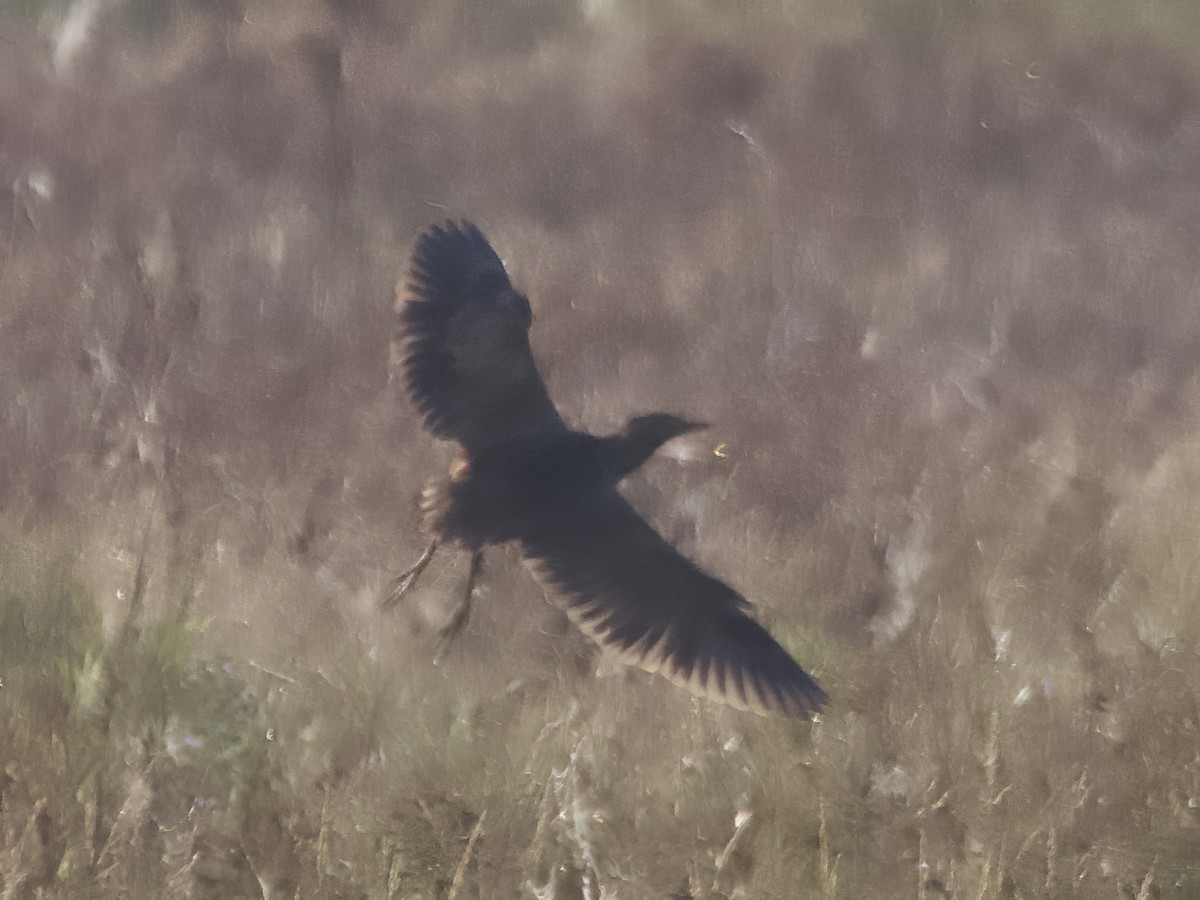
[380,540,440,609]
[382,577,407,608]
[381,569,419,608]
[432,553,481,664]
[432,601,470,665]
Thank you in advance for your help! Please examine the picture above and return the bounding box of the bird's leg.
[381,539,440,609]
[433,550,482,666]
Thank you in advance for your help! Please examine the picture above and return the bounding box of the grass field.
[2,0,1199,896]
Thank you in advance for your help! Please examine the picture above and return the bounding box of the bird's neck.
[595,432,663,482]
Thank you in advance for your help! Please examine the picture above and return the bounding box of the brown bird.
[386,220,827,718]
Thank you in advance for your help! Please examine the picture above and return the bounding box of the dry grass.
[2,0,1200,896]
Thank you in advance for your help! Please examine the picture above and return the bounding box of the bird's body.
[430,422,696,548]
[462,435,597,533]
[391,220,828,718]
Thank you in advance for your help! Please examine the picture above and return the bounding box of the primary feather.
[398,220,564,455]
[522,489,828,717]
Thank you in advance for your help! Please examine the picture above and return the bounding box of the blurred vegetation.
[2,0,1200,896]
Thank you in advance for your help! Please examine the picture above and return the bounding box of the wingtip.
[790,678,830,719]
[656,641,828,719]
[571,614,830,719]
[414,218,485,254]
[408,218,506,294]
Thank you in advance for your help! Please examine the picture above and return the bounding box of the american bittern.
[386,220,827,718]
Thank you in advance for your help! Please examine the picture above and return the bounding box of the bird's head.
[601,413,708,480]
[623,413,708,453]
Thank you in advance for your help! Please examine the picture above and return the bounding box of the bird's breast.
[441,440,606,547]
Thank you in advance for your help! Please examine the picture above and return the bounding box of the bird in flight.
[386,220,827,718]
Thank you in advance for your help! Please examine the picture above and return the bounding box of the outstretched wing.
[521,490,828,718]
[397,220,564,455]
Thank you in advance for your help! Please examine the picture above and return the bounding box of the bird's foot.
[432,597,472,666]
[381,539,440,609]
[432,551,482,665]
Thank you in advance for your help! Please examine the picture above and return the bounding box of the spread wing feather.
[397,220,564,455]
[521,490,827,718]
